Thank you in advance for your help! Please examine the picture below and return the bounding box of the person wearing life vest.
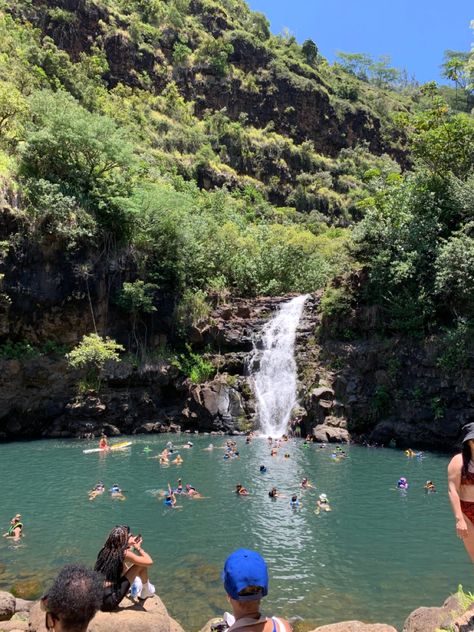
[3,514,23,540]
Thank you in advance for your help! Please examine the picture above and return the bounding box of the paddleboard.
[83,441,132,454]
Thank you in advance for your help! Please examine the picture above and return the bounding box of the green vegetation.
[0,0,472,374]
[176,344,215,384]
[66,333,124,390]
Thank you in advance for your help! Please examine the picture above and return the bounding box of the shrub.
[66,334,124,390]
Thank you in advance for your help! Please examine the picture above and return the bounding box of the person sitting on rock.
[94,525,154,611]
[221,549,292,631]
[41,564,103,632]
[3,514,23,540]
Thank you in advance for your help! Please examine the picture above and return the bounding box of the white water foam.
[249,295,308,437]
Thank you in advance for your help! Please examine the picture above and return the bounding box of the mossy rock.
[10,579,42,600]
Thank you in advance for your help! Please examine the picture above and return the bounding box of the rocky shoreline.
[1,589,474,632]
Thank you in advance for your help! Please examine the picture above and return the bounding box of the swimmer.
[163,493,177,508]
[88,481,105,500]
[424,480,437,493]
[173,455,183,465]
[260,465,267,473]
[99,435,109,450]
[301,477,313,489]
[185,484,205,499]
[270,449,278,457]
[284,453,290,459]
[236,484,249,496]
[203,444,214,451]
[182,441,193,449]
[316,493,332,512]
[3,514,23,540]
[174,479,184,494]
[268,487,285,499]
[397,477,409,490]
[109,483,125,500]
[289,495,300,509]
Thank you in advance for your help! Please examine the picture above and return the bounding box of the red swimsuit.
[460,468,474,523]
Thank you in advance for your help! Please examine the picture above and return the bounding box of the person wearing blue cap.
[221,549,292,631]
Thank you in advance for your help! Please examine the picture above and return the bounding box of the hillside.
[0,0,473,444]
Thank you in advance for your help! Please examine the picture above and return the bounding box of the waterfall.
[249,295,308,437]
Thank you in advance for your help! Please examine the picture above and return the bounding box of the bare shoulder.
[448,453,463,471]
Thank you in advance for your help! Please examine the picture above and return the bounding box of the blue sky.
[246,0,473,83]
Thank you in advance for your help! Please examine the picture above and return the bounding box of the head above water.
[222,549,269,602]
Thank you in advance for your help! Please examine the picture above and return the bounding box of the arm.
[124,541,153,567]
[448,454,468,538]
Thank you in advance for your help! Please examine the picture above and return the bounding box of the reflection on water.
[0,435,471,630]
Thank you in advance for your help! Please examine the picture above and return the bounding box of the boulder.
[311,386,335,399]
[28,595,185,632]
[402,595,462,632]
[14,599,33,614]
[310,623,397,632]
[0,591,15,621]
[313,425,350,443]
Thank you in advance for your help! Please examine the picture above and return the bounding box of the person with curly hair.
[41,564,103,632]
[94,525,154,610]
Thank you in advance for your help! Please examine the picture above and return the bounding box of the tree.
[21,90,135,238]
[302,39,318,67]
[66,333,124,390]
[117,280,158,353]
[369,55,400,87]
[442,50,473,108]
[336,52,372,80]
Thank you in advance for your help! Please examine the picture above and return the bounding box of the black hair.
[45,564,103,632]
[94,525,128,587]
[462,441,471,478]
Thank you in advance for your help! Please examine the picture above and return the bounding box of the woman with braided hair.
[94,525,155,610]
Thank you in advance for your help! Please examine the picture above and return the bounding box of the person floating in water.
[185,484,204,499]
[89,481,105,500]
[164,493,177,508]
[448,423,474,562]
[174,479,184,494]
[236,484,249,496]
[109,483,125,500]
[3,514,23,540]
[316,493,332,512]
[289,494,300,509]
[397,477,409,490]
[424,480,437,493]
[99,435,109,450]
[259,465,267,473]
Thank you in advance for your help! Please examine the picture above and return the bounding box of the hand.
[456,518,469,539]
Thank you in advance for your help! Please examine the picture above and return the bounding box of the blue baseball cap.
[222,549,269,601]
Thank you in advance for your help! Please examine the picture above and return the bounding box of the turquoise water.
[0,436,471,631]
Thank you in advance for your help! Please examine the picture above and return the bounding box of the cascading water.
[249,295,308,437]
